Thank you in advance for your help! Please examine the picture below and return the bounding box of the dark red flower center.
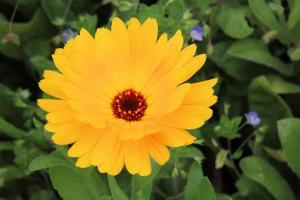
[112,89,147,122]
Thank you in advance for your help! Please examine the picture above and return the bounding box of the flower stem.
[227,140,241,177]
[60,0,73,31]
[8,0,20,34]
[232,129,258,157]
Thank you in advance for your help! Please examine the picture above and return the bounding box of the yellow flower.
[38,17,217,176]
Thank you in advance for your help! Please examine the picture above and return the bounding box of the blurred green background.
[0,0,300,199]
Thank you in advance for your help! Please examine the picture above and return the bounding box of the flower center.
[112,89,147,122]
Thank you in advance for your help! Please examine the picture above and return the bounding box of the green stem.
[232,130,259,157]
[8,0,20,34]
[60,0,73,31]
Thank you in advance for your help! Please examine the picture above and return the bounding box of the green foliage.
[216,5,253,39]
[240,156,296,200]
[1,0,300,199]
[278,118,300,177]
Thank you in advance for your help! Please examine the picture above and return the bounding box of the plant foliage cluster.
[0,0,300,199]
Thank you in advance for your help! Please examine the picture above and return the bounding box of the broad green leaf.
[265,75,300,94]
[262,146,286,162]
[240,156,295,200]
[172,146,204,164]
[107,175,129,200]
[198,177,218,200]
[287,0,300,29]
[227,39,294,76]
[278,118,300,177]
[248,76,292,132]
[248,0,280,28]
[184,162,203,200]
[23,39,51,58]
[131,162,160,200]
[29,155,70,172]
[248,0,288,43]
[50,167,109,200]
[216,5,253,39]
[210,41,271,81]
[236,175,273,200]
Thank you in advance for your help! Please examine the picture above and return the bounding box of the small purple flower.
[61,28,77,44]
[245,111,261,127]
[190,26,205,41]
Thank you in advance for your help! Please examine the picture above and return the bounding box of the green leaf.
[23,39,51,58]
[217,195,233,200]
[214,115,241,139]
[198,177,218,200]
[164,0,186,18]
[209,41,271,81]
[278,118,300,177]
[288,46,300,61]
[248,0,280,29]
[50,167,109,200]
[216,5,253,39]
[29,155,70,172]
[215,149,229,169]
[248,76,292,132]
[184,162,217,200]
[287,0,300,29]
[236,175,274,200]
[248,0,288,43]
[265,75,300,94]
[107,175,129,200]
[172,146,204,164]
[0,117,26,139]
[240,156,296,200]
[262,146,286,163]
[69,14,98,34]
[0,9,55,59]
[30,56,56,75]
[227,38,294,77]
[184,162,203,200]
[131,162,160,200]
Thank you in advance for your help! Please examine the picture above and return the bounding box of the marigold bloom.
[38,17,217,176]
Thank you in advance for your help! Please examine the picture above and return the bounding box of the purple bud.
[190,26,205,41]
[61,28,77,44]
[245,111,261,127]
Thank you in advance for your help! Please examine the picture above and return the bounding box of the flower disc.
[38,17,218,176]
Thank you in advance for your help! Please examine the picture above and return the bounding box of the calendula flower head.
[38,17,217,176]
